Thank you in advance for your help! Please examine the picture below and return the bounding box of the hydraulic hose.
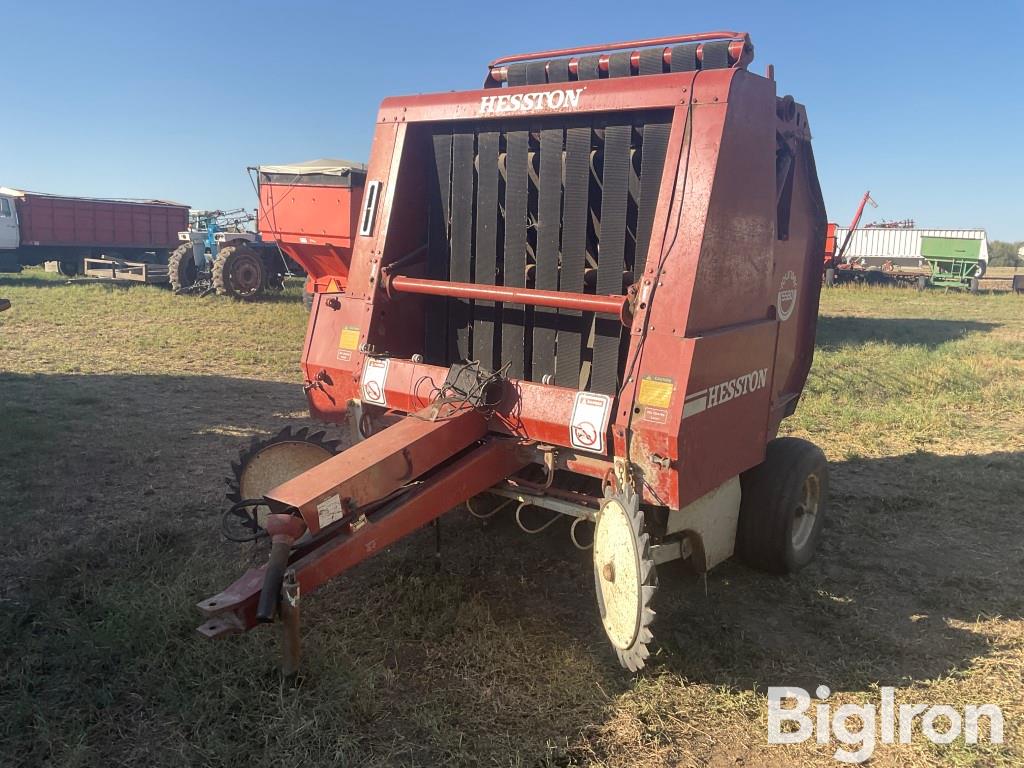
[256,540,290,622]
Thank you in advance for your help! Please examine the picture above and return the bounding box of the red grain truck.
[0,186,188,276]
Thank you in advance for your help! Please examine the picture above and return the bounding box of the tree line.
[989,241,1024,268]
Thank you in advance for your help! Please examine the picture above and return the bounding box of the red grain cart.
[253,160,367,300]
[202,31,829,673]
[0,187,188,276]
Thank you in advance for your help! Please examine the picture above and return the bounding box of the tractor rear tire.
[735,437,828,574]
[213,244,265,300]
[167,243,198,292]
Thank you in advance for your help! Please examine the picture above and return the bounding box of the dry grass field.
[1,270,1022,767]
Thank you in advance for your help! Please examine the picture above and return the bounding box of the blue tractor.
[168,209,286,299]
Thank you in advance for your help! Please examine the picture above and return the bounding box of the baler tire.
[213,245,266,300]
[57,259,80,277]
[824,268,835,288]
[167,243,198,292]
[736,437,828,574]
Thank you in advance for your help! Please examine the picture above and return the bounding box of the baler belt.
[554,124,591,389]
[532,128,563,380]
[501,129,529,379]
[634,123,670,277]
[701,41,731,69]
[608,52,631,78]
[547,58,569,83]
[426,132,453,363]
[506,62,529,87]
[450,131,475,361]
[526,60,548,85]
[670,43,699,72]
[577,55,601,81]
[473,130,500,369]
[591,121,631,395]
[638,48,664,76]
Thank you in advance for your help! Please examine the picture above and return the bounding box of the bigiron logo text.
[683,367,768,419]
[479,88,585,115]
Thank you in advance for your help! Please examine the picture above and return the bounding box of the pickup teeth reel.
[592,484,657,671]
[223,427,341,542]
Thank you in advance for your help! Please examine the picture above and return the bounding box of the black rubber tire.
[57,258,80,276]
[916,275,927,291]
[213,244,265,299]
[167,242,198,291]
[824,268,835,287]
[260,249,286,291]
[970,277,980,294]
[735,437,829,574]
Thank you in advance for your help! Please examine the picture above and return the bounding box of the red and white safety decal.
[360,357,390,406]
[569,391,612,454]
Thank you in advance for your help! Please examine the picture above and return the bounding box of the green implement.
[921,236,984,288]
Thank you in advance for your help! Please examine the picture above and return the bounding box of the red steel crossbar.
[388,274,632,326]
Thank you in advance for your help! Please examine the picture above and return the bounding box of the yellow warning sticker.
[637,376,674,408]
[326,279,341,293]
[338,326,361,350]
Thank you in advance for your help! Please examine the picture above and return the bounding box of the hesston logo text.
[683,367,769,419]
[479,88,585,115]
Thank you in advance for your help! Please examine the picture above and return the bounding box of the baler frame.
[199,30,828,672]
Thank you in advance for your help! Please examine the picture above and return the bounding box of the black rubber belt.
[501,129,529,379]
[473,130,499,369]
[701,41,731,69]
[638,48,663,76]
[449,130,475,362]
[526,60,548,85]
[608,51,631,78]
[634,120,670,277]
[555,122,590,389]
[507,63,529,87]
[547,58,569,83]
[592,121,631,395]
[426,132,452,364]
[532,128,562,380]
[577,55,601,81]
[670,43,698,72]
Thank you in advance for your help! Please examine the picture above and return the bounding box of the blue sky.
[4,1,1022,239]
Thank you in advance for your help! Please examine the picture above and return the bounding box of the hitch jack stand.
[280,570,301,678]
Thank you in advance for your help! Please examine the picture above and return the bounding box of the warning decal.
[637,376,674,408]
[569,391,612,454]
[360,357,390,406]
[338,326,360,350]
[317,494,346,527]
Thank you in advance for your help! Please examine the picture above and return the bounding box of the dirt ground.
[1,271,1021,767]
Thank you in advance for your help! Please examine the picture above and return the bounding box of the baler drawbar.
[200,30,830,672]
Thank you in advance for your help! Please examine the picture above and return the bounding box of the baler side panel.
[768,115,827,434]
[685,71,775,336]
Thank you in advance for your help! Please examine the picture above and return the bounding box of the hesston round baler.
[198,31,829,674]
